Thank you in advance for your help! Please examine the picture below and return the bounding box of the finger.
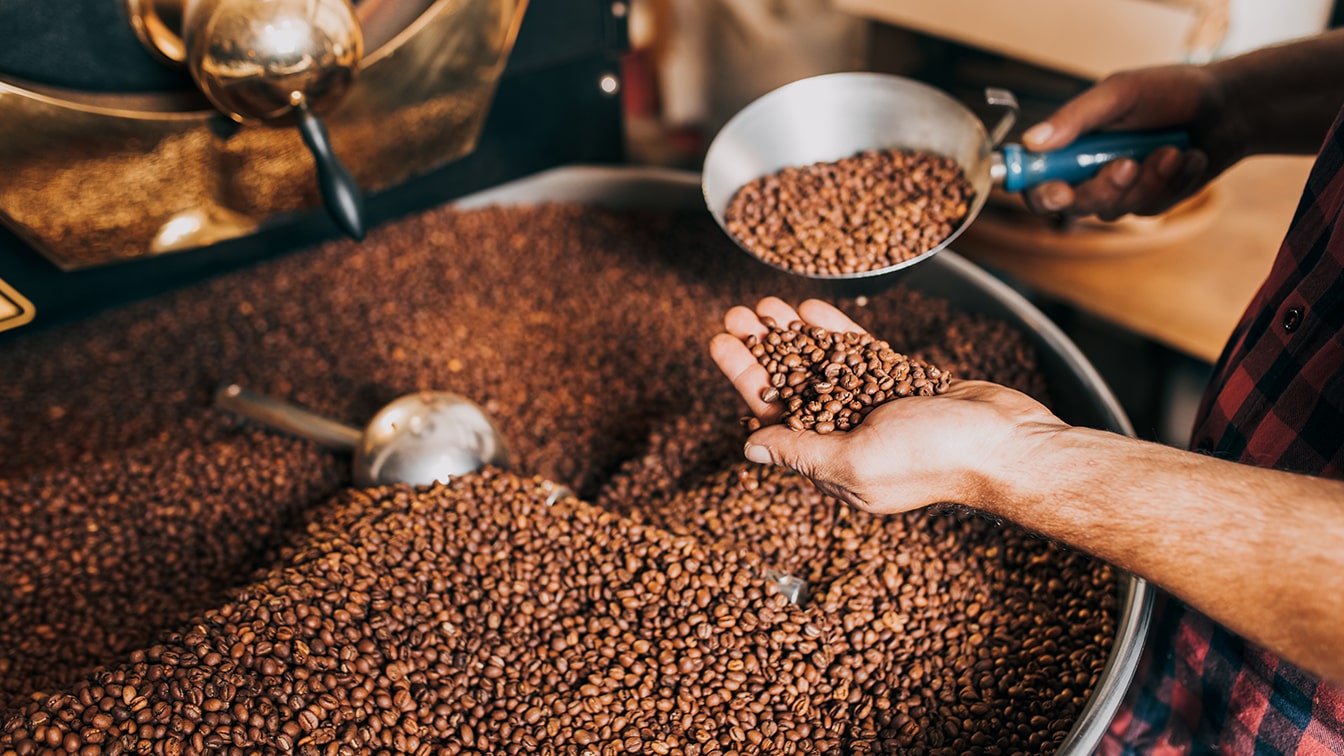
[723,305,767,341]
[797,299,867,333]
[1162,150,1211,210]
[754,296,803,329]
[1021,77,1137,152]
[710,332,781,421]
[1117,146,1190,218]
[743,424,867,505]
[1066,158,1141,219]
[743,423,841,472]
[1023,181,1076,216]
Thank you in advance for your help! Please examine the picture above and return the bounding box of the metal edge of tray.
[911,247,1152,755]
[452,164,1152,755]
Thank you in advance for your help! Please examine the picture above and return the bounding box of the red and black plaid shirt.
[1103,108,1344,753]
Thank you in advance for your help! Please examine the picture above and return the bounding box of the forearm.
[1209,28,1344,156]
[988,426,1344,685]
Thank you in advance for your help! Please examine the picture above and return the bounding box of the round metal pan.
[457,164,1152,756]
[701,72,1186,290]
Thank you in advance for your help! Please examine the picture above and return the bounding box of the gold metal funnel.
[0,0,526,269]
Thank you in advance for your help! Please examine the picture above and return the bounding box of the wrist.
[1203,56,1256,160]
[971,420,1083,521]
[979,423,1164,540]
[1201,29,1344,157]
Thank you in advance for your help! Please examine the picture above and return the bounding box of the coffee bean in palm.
[744,318,951,433]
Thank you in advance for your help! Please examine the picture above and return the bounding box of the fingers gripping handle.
[998,130,1192,193]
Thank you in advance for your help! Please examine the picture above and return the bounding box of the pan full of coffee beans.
[702,72,1188,287]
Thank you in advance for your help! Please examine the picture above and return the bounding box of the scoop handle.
[296,104,367,241]
[998,130,1192,192]
[215,384,362,451]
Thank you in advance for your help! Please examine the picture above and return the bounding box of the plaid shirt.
[1102,108,1344,753]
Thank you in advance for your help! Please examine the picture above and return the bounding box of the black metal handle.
[296,104,367,241]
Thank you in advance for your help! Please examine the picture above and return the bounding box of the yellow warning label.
[0,276,35,333]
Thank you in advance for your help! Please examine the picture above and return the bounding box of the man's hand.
[1021,65,1241,220]
[709,297,1071,515]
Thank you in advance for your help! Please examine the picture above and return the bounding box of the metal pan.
[702,72,1187,289]
[456,164,1152,756]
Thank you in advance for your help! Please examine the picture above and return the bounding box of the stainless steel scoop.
[215,384,509,487]
[217,385,808,603]
[217,384,812,604]
[702,72,1188,288]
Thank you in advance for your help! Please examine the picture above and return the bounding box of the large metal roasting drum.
[457,165,1153,756]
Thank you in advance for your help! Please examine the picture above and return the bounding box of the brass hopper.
[0,0,526,270]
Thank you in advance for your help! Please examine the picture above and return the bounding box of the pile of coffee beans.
[723,148,975,276]
[743,317,952,433]
[0,474,837,755]
[1,469,1115,756]
[615,462,1118,755]
[0,194,1111,755]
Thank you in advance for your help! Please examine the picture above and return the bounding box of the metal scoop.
[215,384,808,603]
[215,384,508,487]
[702,72,1188,290]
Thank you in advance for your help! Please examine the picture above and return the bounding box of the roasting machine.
[0,0,627,337]
[0,5,1152,753]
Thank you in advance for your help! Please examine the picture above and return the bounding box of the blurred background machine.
[0,0,627,337]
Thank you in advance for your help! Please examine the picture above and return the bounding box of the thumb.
[1022,84,1133,152]
[743,425,838,474]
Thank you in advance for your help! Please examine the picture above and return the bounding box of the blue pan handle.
[998,130,1191,193]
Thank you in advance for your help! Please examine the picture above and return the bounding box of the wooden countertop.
[954,155,1315,363]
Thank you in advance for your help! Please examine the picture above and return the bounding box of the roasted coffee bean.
[2,203,1100,754]
[743,320,951,432]
[724,147,975,275]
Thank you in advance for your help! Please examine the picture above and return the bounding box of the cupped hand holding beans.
[709,297,1073,514]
